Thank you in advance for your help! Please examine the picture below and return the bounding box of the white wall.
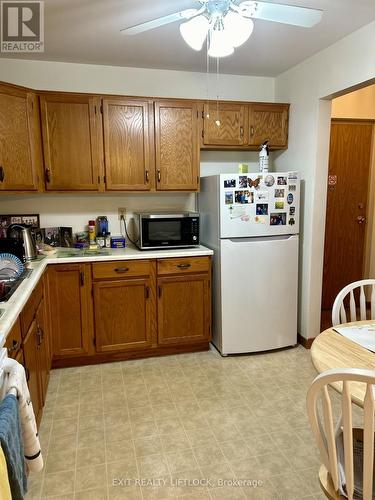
[275,21,375,340]
[0,58,274,101]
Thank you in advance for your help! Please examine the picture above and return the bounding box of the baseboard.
[297,333,314,349]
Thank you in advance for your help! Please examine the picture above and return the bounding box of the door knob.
[357,216,366,224]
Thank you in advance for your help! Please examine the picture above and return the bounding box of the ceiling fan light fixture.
[208,28,234,58]
[179,15,210,51]
[223,11,254,48]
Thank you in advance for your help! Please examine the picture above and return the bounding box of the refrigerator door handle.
[228,235,298,244]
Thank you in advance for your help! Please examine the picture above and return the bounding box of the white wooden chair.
[332,280,375,327]
[307,368,375,500]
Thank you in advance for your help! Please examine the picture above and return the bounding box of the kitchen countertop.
[0,245,213,348]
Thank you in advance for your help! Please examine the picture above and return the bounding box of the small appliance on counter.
[0,238,26,263]
[7,224,38,261]
[133,212,200,250]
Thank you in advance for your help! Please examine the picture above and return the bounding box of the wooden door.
[93,278,153,352]
[35,298,49,406]
[48,264,91,357]
[23,320,42,424]
[157,274,210,345]
[103,98,154,190]
[248,103,289,148]
[203,103,247,146]
[40,94,103,190]
[321,120,374,312]
[0,84,42,191]
[154,100,199,191]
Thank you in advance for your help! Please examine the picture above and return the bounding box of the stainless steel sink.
[57,249,111,258]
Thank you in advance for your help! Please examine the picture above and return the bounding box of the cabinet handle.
[145,170,149,183]
[177,263,191,269]
[158,286,162,298]
[145,286,150,299]
[240,126,244,139]
[45,168,51,183]
[25,367,30,382]
[7,340,20,354]
[36,327,42,346]
[80,271,84,286]
[157,170,161,182]
[0,166,4,182]
[250,126,255,137]
[114,267,129,273]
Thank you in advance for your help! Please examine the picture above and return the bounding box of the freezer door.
[220,235,298,354]
[219,172,300,238]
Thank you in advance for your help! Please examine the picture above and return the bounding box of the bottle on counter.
[88,220,96,247]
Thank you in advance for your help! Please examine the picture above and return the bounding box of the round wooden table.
[311,320,375,407]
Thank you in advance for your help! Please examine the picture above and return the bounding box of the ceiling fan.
[121,1,323,58]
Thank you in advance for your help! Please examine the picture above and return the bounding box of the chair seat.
[319,465,346,500]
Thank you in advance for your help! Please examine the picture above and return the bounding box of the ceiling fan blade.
[121,9,199,35]
[239,1,322,28]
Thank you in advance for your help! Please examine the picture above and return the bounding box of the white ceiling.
[3,0,375,77]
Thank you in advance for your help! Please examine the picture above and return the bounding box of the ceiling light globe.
[208,28,234,58]
[180,15,210,51]
[223,11,254,48]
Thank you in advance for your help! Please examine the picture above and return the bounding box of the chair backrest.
[332,279,375,326]
[307,368,375,500]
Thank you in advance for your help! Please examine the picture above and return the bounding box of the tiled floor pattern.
[26,345,330,500]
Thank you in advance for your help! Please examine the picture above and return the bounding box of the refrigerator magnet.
[275,201,284,210]
[255,215,267,224]
[256,190,269,201]
[224,179,236,188]
[287,193,294,204]
[264,175,275,187]
[230,206,248,219]
[290,206,296,216]
[248,177,261,189]
[274,189,285,198]
[277,176,287,186]
[289,184,297,191]
[239,176,248,188]
[225,193,234,205]
[288,172,298,181]
[270,213,286,226]
[289,218,296,226]
[256,204,268,216]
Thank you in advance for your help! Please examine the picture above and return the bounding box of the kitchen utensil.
[7,224,38,261]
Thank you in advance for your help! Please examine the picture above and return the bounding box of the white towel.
[3,358,43,473]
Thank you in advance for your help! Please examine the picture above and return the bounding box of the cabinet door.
[40,94,102,190]
[35,298,49,406]
[203,103,247,146]
[0,85,42,191]
[23,320,42,424]
[248,103,289,148]
[154,100,199,191]
[93,278,154,352]
[157,274,210,345]
[48,264,91,357]
[103,99,153,190]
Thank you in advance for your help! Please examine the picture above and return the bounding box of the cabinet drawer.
[5,318,22,358]
[20,279,43,337]
[92,260,152,280]
[157,257,210,275]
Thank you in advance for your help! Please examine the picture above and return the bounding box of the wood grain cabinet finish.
[248,103,289,148]
[154,100,200,191]
[40,94,103,191]
[4,318,22,358]
[0,84,42,191]
[22,319,42,424]
[202,102,248,146]
[93,278,154,352]
[48,264,91,357]
[103,98,154,190]
[157,274,210,345]
[35,298,50,406]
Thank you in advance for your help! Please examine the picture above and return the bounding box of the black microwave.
[133,212,200,250]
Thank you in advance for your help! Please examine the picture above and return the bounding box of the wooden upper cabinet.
[0,84,42,191]
[248,103,289,148]
[202,102,248,146]
[47,264,91,357]
[40,94,103,191]
[103,98,154,190]
[154,100,199,191]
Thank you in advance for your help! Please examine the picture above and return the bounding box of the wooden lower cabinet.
[35,297,50,406]
[93,278,154,352]
[22,319,42,424]
[48,264,92,358]
[157,274,210,345]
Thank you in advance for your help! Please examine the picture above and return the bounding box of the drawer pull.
[0,166,4,182]
[157,170,161,182]
[145,170,149,183]
[177,264,191,269]
[115,267,129,273]
[158,286,162,298]
[45,168,51,183]
[7,340,20,353]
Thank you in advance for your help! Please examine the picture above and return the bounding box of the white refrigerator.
[199,172,299,355]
